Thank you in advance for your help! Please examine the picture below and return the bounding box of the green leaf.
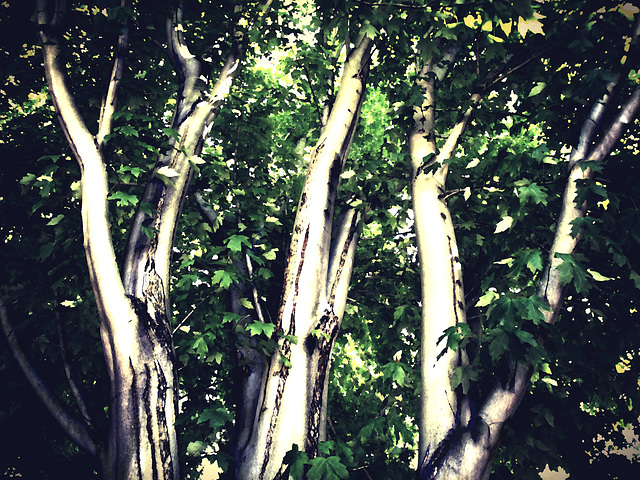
[318,441,335,456]
[197,407,232,428]
[528,82,547,97]
[282,445,308,479]
[212,270,235,289]
[588,269,612,282]
[518,183,548,205]
[39,243,56,261]
[307,456,349,480]
[630,270,640,290]
[382,361,409,386]
[108,191,139,207]
[361,23,378,40]
[525,250,544,272]
[155,166,179,187]
[494,216,513,234]
[555,253,591,294]
[476,290,499,307]
[450,365,477,394]
[140,225,157,239]
[46,214,64,226]
[186,441,205,456]
[246,320,276,338]
[20,173,36,186]
[162,127,181,141]
[489,329,510,361]
[225,234,251,253]
[263,248,278,260]
[116,125,139,137]
[515,329,537,347]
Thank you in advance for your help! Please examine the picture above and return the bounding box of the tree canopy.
[1,1,640,479]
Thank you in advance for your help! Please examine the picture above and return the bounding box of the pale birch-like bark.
[96,0,129,149]
[33,1,249,478]
[409,15,640,474]
[422,84,640,480]
[236,34,372,480]
[409,42,479,474]
[410,22,639,477]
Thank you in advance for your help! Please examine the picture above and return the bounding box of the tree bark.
[236,35,372,480]
[411,39,640,480]
[34,1,244,478]
[409,43,478,475]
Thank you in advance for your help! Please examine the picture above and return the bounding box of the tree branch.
[540,85,640,322]
[166,1,202,125]
[326,208,361,319]
[97,0,130,150]
[411,39,468,178]
[36,0,133,372]
[434,78,640,480]
[568,77,619,168]
[55,301,93,426]
[0,297,101,457]
[296,59,325,125]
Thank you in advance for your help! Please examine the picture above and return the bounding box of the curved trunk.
[35,1,244,478]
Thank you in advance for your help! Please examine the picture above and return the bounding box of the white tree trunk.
[34,2,244,478]
[236,36,372,480]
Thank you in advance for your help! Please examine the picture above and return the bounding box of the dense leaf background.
[1,1,639,478]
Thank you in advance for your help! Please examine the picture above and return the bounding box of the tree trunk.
[236,35,372,479]
[35,1,244,478]
[410,37,640,480]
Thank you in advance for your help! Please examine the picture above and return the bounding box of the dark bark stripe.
[306,309,339,454]
[446,234,461,326]
[260,226,310,478]
[142,364,159,480]
[328,212,359,303]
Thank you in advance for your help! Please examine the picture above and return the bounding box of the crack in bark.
[306,308,339,455]
[328,211,359,303]
[142,364,159,480]
[260,226,309,478]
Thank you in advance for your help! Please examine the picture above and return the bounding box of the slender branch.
[568,77,619,168]
[540,85,640,322]
[326,209,361,315]
[296,59,325,125]
[483,52,543,91]
[165,2,203,126]
[55,301,93,426]
[172,292,215,334]
[588,85,640,163]
[97,0,130,150]
[193,191,219,227]
[245,251,268,324]
[435,93,481,180]
[0,297,100,456]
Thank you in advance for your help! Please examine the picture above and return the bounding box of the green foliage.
[307,456,349,480]
[2,0,640,479]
